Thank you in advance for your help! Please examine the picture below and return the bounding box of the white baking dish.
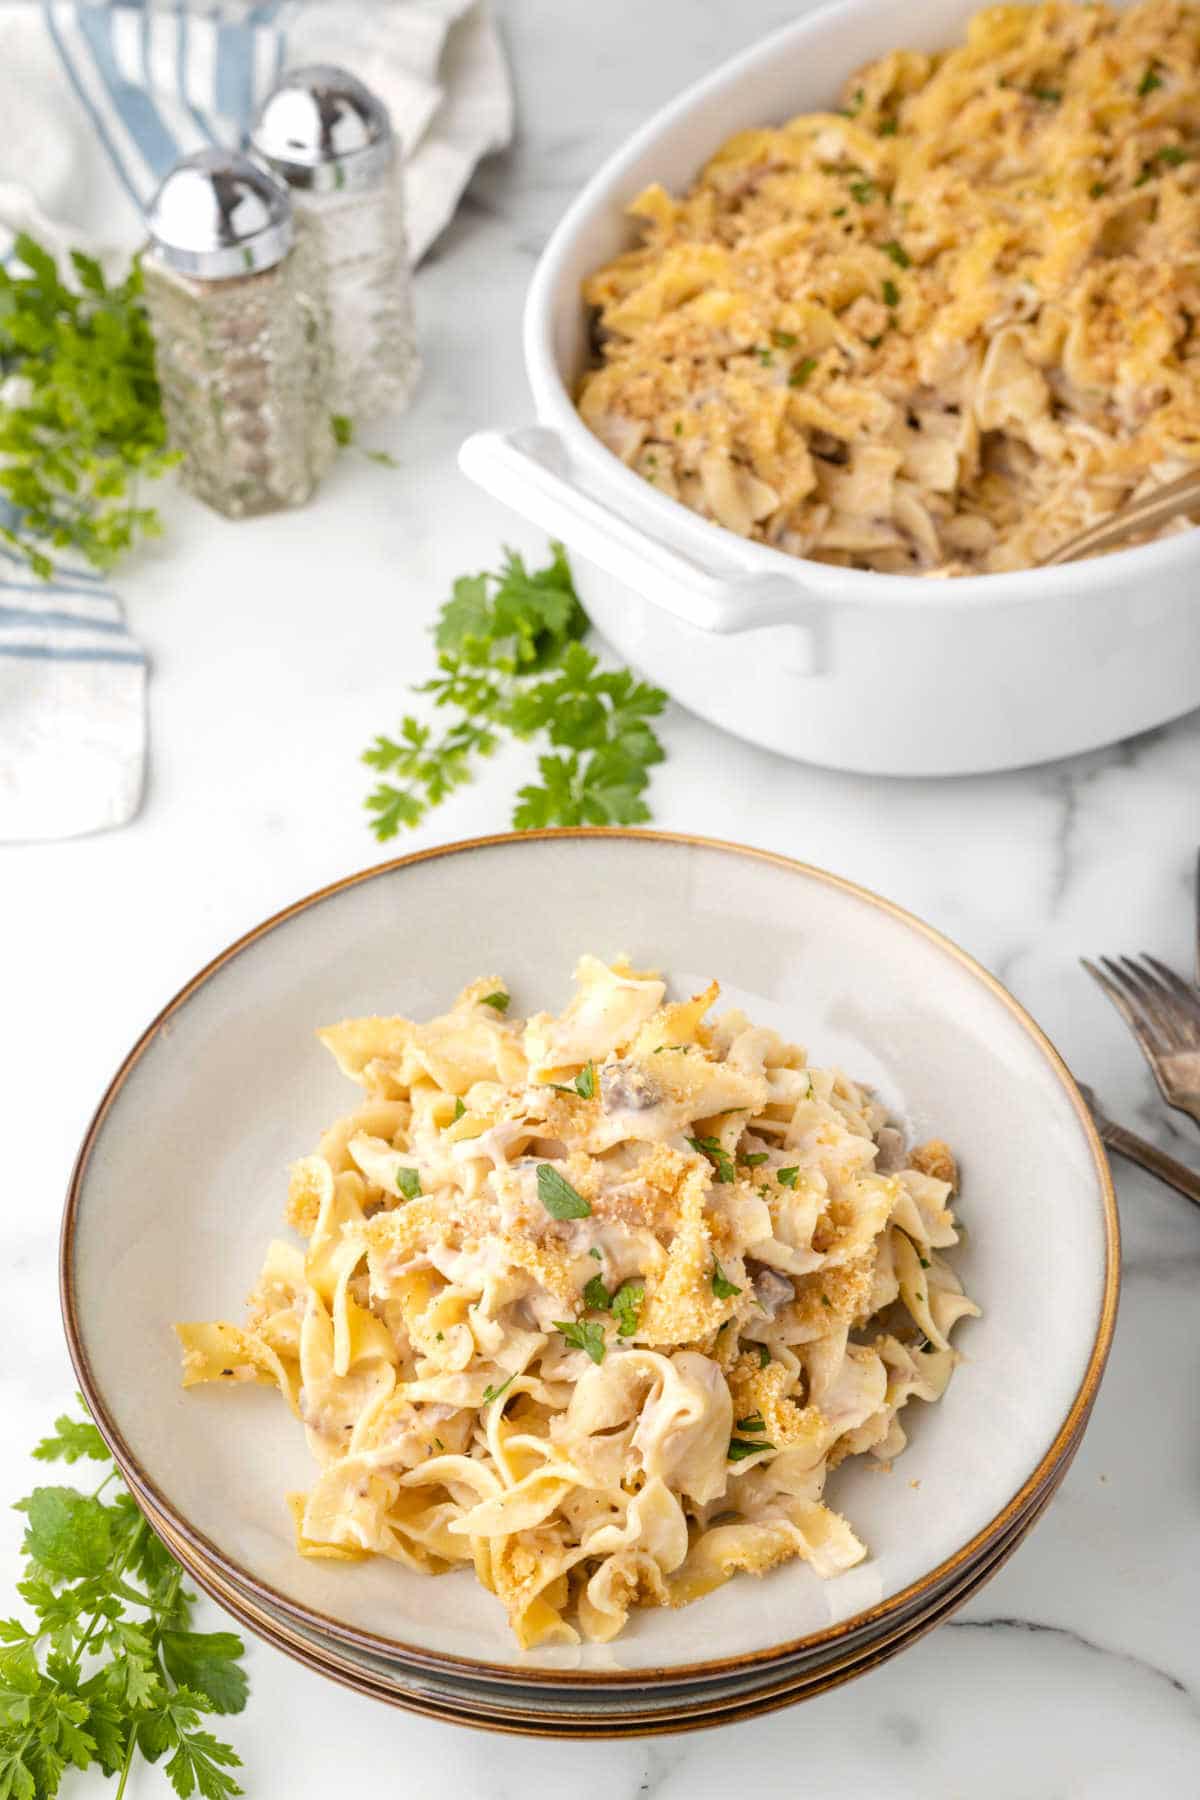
[459,0,1200,776]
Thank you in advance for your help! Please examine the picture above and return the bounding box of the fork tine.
[1141,955,1200,1037]
[1096,957,1172,1051]
[1111,956,1189,1051]
[1081,957,1167,1058]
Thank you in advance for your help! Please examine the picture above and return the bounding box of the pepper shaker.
[251,65,420,425]
[141,148,334,518]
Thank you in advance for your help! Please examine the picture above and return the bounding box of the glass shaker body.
[290,154,420,423]
[142,228,334,519]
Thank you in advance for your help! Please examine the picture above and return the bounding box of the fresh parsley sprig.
[0,1396,247,1799]
[362,543,668,837]
[0,235,178,580]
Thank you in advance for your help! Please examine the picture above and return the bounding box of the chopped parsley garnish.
[396,1165,422,1200]
[882,277,900,308]
[864,332,884,349]
[849,178,876,204]
[674,419,684,435]
[820,1294,833,1309]
[452,1096,466,1122]
[711,1258,742,1300]
[919,1255,931,1269]
[482,1372,516,1404]
[776,1167,800,1189]
[550,1060,596,1100]
[1138,64,1163,96]
[739,1152,769,1168]
[554,1318,607,1364]
[728,1437,775,1461]
[1029,86,1061,103]
[883,239,910,268]
[736,1413,767,1433]
[789,357,819,388]
[481,990,509,1013]
[536,1164,591,1219]
[832,205,848,217]
[612,1279,645,1339]
[589,1246,603,1261]
[756,347,774,366]
[845,87,865,116]
[583,1274,611,1311]
[687,1135,736,1183]
[1090,180,1107,197]
[758,1344,772,1369]
[1155,144,1189,166]
[878,117,898,136]
[771,329,798,348]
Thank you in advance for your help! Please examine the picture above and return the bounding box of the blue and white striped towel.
[0,0,512,841]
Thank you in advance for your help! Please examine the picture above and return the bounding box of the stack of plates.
[60,831,1119,1735]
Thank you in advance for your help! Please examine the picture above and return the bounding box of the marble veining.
[3,0,1200,1794]
[946,1616,1195,1704]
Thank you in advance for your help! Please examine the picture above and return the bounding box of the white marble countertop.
[5,0,1200,1792]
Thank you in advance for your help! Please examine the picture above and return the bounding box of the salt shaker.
[250,65,420,424]
[141,149,334,518]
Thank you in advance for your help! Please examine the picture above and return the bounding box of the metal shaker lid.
[250,65,394,193]
[146,149,293,278]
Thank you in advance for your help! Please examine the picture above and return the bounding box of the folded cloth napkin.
[0,0,513,843]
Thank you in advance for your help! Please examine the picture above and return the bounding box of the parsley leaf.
[882,239,911,268]
[481,1373,517,1405]
[0,236,180,580]
[735,1413,767,1433]
[739,1152,769,1168]
[788,356,818,388]
[849,178,876,203]
[882,277,900,307]
[776,1167,800,1189]
[364,544,668,838]
[553,1320,607,1365]
[480,990,509,1013]
[583,1274,612,1311]
[611,1280,645,1339]
[686,1135,736,1184]
[536,1164,591,1220]
[395,1165,421,1200]
[159,1633,248,1717]
[728,1437,775,1461]
[757,1345,772,1369]
[1138,64,1163,96]
[711,1259,742,1300]
[550,1061,596,1101]
[2,1397,247,1798]
[451,1097,466,1122]
[32,1405,109,1466]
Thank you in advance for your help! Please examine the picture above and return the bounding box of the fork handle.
[1098,1121,1200,1209]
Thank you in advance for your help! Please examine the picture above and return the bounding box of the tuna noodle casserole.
[176,959,976,1648]
[578,1,1200,574]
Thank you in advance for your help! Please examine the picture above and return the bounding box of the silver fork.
[1077,1082,1200,1210]
[1080,952,1200,1128]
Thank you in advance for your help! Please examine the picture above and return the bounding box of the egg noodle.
[176,958,978,1648]
[577,0,1200,574]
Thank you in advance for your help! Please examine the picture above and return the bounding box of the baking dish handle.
[458,427,830,673]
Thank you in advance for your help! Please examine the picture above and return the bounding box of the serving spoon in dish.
[1038,467,1200,566]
